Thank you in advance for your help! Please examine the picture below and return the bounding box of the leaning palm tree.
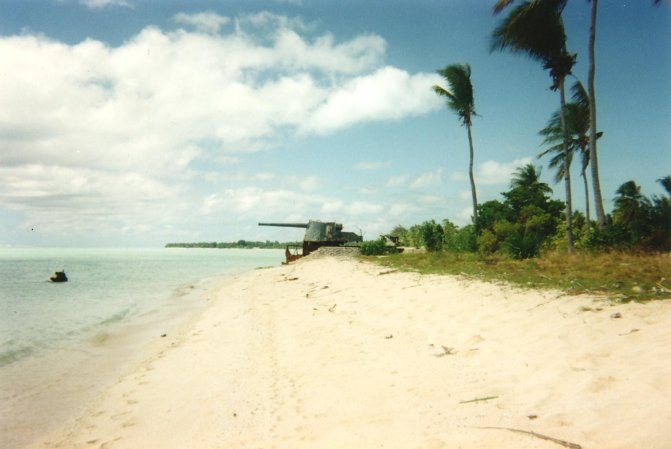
[433,63,478,223]
[491,0,577,252]
[538,81,602,225]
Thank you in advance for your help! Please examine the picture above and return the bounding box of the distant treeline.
[165,240,300,249]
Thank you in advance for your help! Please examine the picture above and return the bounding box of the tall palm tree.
[433,63,478,223]
[587,0,606,228]
[538,81,602,225]
[491,0,577,252]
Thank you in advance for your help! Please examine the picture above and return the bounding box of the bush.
[360,238,387,256]
[583,223,631,250]
[418,220,443,252]
[476,229,498,256]
[504,232,544,259]
[444,222,477,253]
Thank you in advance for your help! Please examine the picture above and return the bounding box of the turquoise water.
[0,247,284,448]
[0,248,284,367]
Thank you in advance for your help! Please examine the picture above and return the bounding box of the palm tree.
[510,163,553,200]
[613,180,647,230]
[433,63,478,223]
[538,80,602,225]
[491,0,577,252]
[587,0,607,228]
[659,176,671,196]
[504,163,554,215]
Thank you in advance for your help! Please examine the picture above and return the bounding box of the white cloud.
[449,171,467,182]
[456,207,474,225]
[174,12,231,34]
[411,169,443,189]
[0,12,443,244]
[81,0,133,9]
[0,164,186,237]
[386,175,409,188]
[477,157,532,185]
[458,189,472,201]
[303,66,442,134]
[321,200,344,214]
[349,201,384,216]
[255,173,276,181]
[288,176,321,192]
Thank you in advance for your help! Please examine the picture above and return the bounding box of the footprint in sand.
[110,411,130,421]
[121,419,137,428]
[589,375,617,393]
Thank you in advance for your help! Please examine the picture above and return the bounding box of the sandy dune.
[27,255,671,449]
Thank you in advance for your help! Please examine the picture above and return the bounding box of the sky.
[0,0,669,247]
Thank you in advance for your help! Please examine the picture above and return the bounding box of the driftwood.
[459,395,497,404]
[476,426,582,449]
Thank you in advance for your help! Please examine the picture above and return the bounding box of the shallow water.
[0,247,284,448]
[0,247,283,367]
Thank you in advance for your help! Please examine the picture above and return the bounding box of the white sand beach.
[23,254,671,449]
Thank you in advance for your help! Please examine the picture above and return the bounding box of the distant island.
[165,240,299,249]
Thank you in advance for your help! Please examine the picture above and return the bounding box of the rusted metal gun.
[259,220,362,263]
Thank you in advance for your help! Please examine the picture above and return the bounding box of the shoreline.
[16,255,671,449]
[0,272,235,449]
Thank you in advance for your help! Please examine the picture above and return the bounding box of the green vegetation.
[165,240,299,249]
[364,173,671,301]
[366,2,669,301]
[492,0,578,251]
[369,251,670,302]
[359,238,387,256]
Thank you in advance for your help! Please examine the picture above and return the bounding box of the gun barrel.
[258,222,309,228]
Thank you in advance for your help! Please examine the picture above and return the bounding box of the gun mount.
[259,220,362,263]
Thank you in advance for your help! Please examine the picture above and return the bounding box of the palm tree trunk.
[582,166,591,225]
[466,122,478,224]
[559,77,575,252]
[589,0,606,228]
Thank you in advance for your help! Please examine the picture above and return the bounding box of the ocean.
[0,247,284,448]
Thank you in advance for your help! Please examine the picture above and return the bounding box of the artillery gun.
[258,220,362,263]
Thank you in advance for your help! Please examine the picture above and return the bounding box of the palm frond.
[490,1,566,61]
[490,0,573,87]
[432,85,457,103]
[658,176,671,196]
[570,80,589,111]
[434,64,475,125]
[493,0,516,14]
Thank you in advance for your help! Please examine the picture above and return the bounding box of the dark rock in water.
[50,270,68,283]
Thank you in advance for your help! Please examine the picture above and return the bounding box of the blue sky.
[0,0,669,247]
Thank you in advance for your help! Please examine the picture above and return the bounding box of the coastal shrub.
[444,222,477,253]
[504,231,544,259]
[476,229,498,255]
[389,225,412,246]
[360,238,387,256]
[418,220,443,252]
